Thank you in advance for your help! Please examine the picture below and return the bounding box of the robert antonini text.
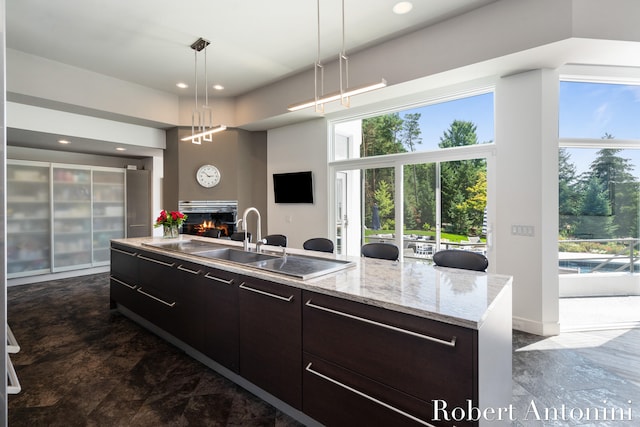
[431,399,634,423]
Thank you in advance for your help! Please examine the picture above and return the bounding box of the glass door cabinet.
[7,161,51,277]
[7,160,127,278]
[92,169,125,263]
[52,165,92,271]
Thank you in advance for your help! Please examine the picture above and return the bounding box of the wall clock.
[196,164,221,188]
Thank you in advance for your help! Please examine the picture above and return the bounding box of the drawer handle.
[137,287,176,307]
[110,276,136,290]
[112,247,137,257]
[204,272,234,285]
[305,362,435,427]
[239,282,294,302]
[305,300,456,348]
[138,254,176,267]
[177,264,201,275]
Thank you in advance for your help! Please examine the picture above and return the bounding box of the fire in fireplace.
[178,200,238,237]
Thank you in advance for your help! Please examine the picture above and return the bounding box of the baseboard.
[7,266,110,287]
[512,316,560,336]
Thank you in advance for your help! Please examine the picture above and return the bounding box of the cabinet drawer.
[137,250,179,300]
[111,243,139,282]
[202,266,239,372]
[110,274,139,311]
[303,353,464,427]
[303,291,476,407]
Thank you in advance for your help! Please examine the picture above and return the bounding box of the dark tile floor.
[7,273,640,426]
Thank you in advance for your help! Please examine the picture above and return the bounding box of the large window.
[340,92,494,160]
[331,91,494,260]
[559,80,640,288]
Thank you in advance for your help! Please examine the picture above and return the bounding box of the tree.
[361,114,404,228]
[584,135,639,238]
[438,120,486,234]
[575,176,616,238]
[558,148,581,237]
[400,113,423,226]
[438,120,479,148]
[374,180,394,230]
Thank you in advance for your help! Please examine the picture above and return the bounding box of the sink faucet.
[241,207,262,252]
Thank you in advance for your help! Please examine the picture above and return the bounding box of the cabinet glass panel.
[52,167,92,270]
[7,162,51,277]
[92,170,125,263]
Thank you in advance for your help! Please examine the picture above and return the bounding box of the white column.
[495,69,560,336]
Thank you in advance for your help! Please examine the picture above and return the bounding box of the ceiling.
[6,0,498,98]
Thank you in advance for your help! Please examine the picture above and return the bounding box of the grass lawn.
[364,229,485,243]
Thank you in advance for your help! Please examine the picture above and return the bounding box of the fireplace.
[178,200,238,237]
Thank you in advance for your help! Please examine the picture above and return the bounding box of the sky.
[398,81,640,176]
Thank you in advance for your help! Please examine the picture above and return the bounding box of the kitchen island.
[110,236,512,427]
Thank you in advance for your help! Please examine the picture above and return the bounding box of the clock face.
[196,164,221,188]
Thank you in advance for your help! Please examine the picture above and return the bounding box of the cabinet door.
[126,170,151,237]
[173,260,206,349]
[303,354,456,427]
[303,291,476,409]
[201,267,239,372]
[137,250,204,347]
[52,166,92,270]
[110,243,140,311]
[239,277,302,409]
[93,170,125,264]
[7,162,51,277]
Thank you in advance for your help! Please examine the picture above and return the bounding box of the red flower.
[154,209,188,228]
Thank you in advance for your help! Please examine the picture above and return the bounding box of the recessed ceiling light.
[393,1,413,14]
[58,139,70,144]
[213,84,224,91]
[176,82,188,89]
[116,147,126,151]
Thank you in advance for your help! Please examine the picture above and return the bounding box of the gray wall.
[164,128,267,237]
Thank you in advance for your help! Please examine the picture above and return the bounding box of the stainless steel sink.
[143,239,355,279]
[143,240,228,254]
[195,248,279,264]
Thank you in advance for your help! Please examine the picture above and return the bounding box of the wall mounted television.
[273,171,314,204]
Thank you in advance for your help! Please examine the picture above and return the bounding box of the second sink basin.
[196,248,279,264]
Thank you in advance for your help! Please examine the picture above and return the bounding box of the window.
[331,91,494,259]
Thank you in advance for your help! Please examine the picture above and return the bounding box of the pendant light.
[181,37,227,144]
[287,0,386,112]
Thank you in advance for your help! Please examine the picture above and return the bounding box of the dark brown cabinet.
[110,241,511,427]
[302,290,475,427]
[136,249,203,349]
[238,276,302,409]
[201,266,240,372]
[110,243,139,311]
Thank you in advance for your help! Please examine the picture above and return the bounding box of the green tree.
[374,180,395,230]
[587,146,638,237]
[361,115,403,228]
[558,148,581,237]
[575,176,616,238]
[438,120,486,234]
[400,113,423,228]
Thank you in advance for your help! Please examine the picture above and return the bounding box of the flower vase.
[163,224,179,238]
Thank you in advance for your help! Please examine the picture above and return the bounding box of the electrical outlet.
[511,224,534,237]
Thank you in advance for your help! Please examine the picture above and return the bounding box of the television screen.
[273,171,314,204]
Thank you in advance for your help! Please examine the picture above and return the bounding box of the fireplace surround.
[178,200,238,237]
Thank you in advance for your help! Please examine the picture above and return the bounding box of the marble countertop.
[112,236,512,330]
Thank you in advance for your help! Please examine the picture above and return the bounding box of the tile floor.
[7,273,640,426]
